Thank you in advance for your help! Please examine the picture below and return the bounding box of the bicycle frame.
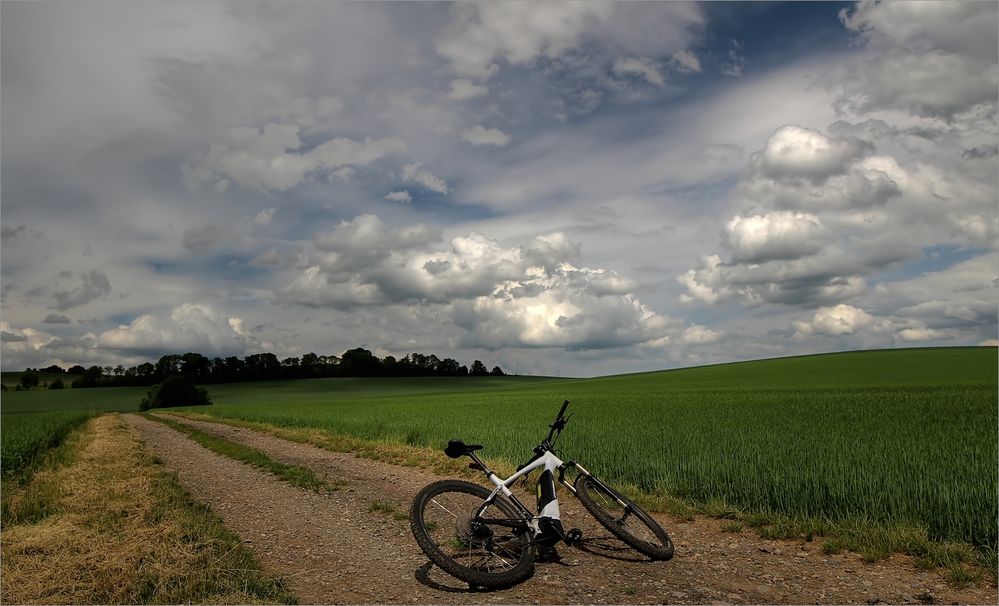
[457,400,631,547]
[465,445,606,546]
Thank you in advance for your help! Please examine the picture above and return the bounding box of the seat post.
[467,451,492,475]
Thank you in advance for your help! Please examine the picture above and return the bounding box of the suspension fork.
[559,460,632,511]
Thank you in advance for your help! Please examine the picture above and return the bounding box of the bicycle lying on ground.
[410,400,674,588]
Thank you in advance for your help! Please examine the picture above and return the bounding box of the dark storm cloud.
[53,270,112,311]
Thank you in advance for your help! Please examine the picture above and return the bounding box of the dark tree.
[19,371,40,389]
[67,365,86,374]
[49,378,65,390]
[139,376,213,411]
[469,360,488,376]
[136,362,156,380]
[42,364,65,374]
[340,348,382,376]
[181,352,211,379]
[72,366,105,388]
[155,354,183,379]
[490,366,505,376]
[437,357,460,376]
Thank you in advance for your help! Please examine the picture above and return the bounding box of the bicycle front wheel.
[410,479,535,588]
[574,475,674,561]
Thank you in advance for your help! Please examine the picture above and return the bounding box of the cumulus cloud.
[679,10,997,318]
[0,321,110,369]
[280,217,693,350]
[792,304,878,338]
[837,0,998,120]
[612,57,665,87]
[897,326,949,342]
[98,303,253,356]
[402,162,451,194]
[460,125,511,147]
[681,325,723,345]
[869,253,998,336]
[751,126,869,183]
[434,2,704,86]
[724,211,825,264]
[670,49,701,73]
[435,2,614,79]
[184,125,408,191]
[385,190,412,204]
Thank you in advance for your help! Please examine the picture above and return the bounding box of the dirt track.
[123,414,996,605]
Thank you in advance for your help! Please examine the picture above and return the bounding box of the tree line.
[19,348,506,389]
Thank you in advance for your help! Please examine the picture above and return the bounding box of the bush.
[49,379,65,390]
[139,376,213,412]
[19,371,40,390]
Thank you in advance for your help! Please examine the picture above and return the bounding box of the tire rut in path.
[129,414,997,605]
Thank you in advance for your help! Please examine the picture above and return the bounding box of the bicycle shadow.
[572,533,654,563]
[414,561,535,593]
[414,533,654,592]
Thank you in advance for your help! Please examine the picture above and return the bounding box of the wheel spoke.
[413,480,533,585]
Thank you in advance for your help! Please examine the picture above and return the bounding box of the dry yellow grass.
[1,413,294,604]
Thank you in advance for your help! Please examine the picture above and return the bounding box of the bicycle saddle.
[444,439,483,458]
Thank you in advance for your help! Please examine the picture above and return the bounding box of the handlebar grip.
[557,399,570,419]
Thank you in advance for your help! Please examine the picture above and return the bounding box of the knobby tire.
[410,479,535,588]
[574,475,674,561]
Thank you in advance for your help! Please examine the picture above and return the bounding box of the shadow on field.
[574,534,649,563]
[414,561,524,593]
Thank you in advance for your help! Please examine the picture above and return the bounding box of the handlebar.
[556,399,570,421]
[544,399,571,445]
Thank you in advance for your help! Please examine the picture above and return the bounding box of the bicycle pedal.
[566,528,583,545]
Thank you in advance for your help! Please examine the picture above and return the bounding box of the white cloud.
[279,218,691,350]
[840,0,997,62]
[792,304,877,337]
[678,255,730,305]
[897,326,948,342]
[836,0,998,120]
[752,125,868,182]
[460,125,511,147]
[402,162,451,194]
[681,325,722,345]
[612,57,665,87]
[385,190,412,204]
[184,125,408,191]
[435,2,614,78]
[447,78,489,100]
[670,49,701,73]
[724,211,825,264]
[98,303,252,355]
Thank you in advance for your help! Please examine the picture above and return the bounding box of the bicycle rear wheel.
[410,479,535,588]
[574,475,674,561]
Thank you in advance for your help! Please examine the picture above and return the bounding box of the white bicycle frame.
[483,449,567,528]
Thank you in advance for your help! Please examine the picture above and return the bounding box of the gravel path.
[124,414,996,605]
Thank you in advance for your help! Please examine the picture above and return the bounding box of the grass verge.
[145,414,340,494]
[167,410,996,587]
[1,414,296,604]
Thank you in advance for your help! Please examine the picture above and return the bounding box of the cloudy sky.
[2,1,996,376]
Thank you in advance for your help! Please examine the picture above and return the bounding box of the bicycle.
[410,399,674,588]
